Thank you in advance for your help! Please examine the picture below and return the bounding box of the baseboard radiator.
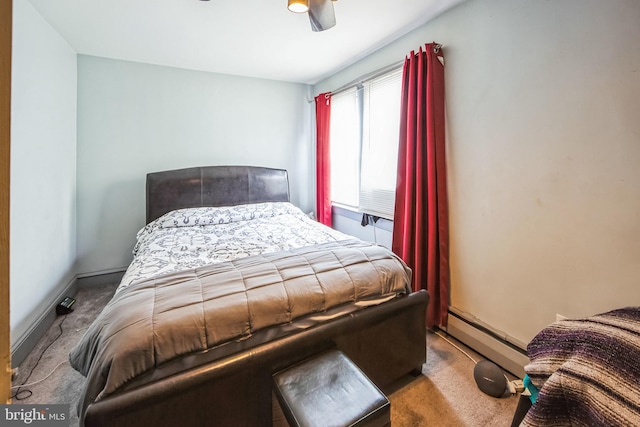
[444,307,530,379]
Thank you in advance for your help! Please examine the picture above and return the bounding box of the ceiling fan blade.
[308,0,336,32]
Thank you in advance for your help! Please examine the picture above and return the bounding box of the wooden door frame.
[0,0,12,404]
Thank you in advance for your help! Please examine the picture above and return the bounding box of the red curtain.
[315,92,332,226]
[392,43,449,329]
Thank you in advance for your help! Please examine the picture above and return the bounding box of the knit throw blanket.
[523,307,640,426]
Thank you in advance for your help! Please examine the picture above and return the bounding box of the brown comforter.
[70,240,411,412]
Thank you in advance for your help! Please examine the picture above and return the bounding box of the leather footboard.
[82,290,428,427]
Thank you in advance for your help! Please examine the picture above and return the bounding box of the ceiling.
[27,0,466,85]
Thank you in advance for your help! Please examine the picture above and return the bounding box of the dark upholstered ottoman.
[273,350,391,427]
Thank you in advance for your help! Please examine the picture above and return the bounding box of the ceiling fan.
[198,0,338,33]
[288,0,338,32]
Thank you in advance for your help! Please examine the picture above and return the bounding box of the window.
[329,68,403,219]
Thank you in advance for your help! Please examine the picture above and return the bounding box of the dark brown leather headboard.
[146,165,290,224]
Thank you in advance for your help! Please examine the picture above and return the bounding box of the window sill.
[331,203,394,232]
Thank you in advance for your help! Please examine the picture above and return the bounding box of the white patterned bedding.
[118,202,350,293]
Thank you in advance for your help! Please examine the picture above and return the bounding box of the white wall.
[76,56,313,275]
[10,0,77,346]
[315,0,640,346]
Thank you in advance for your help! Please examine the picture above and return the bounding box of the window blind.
[329,87,360,208]
[359,68,402,219]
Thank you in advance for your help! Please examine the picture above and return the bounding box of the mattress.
[70,202,412,414]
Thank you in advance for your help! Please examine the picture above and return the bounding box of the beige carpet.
[12,283,520,426]
[387,331,519,426]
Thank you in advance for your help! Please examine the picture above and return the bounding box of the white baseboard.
[445,308,530,378]
[77,269,125,287]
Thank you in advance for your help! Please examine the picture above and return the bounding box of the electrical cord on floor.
[433,329,479,364]
[11,315,68,400]
[434,329,521,395]
[11,361,69,390]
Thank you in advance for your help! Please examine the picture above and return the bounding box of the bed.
[516,307,640,426]
[70,165,429,427]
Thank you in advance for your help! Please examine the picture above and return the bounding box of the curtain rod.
[329,59,405,97]
[311,43,442,102]
[308,59,404,103]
